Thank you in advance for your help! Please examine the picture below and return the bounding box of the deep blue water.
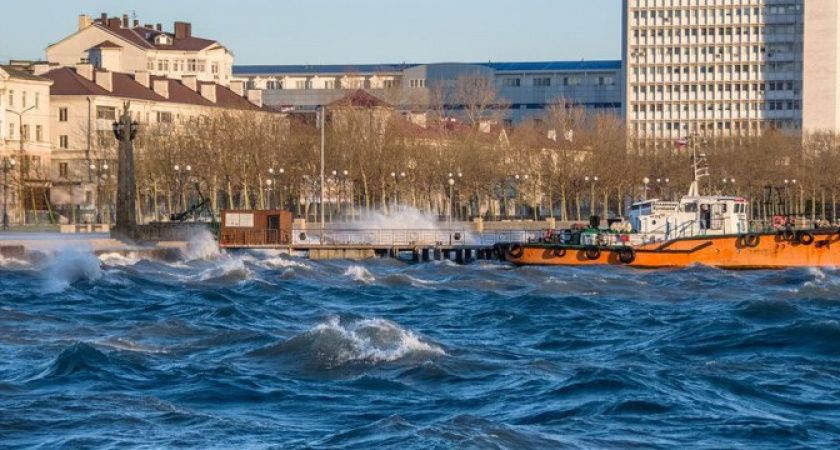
[2,243,840,449]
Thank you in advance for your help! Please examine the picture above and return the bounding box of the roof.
[0,64,52,83]
[328,90,391,108]
[89,40,122,50]
[233,60,622,76]
[92,23,218,52]
[43,67,266,112]
[234,64,416,76]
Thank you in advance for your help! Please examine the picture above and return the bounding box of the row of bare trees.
[126,78,840,225]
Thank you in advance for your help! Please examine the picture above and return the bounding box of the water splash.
[185,229,222,261]
[42,248,103,293]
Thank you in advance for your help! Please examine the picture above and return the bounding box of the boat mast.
[688,135,709,197]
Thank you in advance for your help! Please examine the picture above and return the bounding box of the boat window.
[721,204,728,213]
[683,203,698,213]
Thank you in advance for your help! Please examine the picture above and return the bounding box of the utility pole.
[320,105,325,245]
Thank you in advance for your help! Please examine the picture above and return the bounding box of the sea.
[1,236,840,449]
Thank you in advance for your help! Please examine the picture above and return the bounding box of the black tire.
[783,229,794,242]
[618,247,636,264]
[507,243,525,258]
[741,234,760,248]
[553,247,566,258]
[584,246,601,261]
[797,230,815,245]
[492,244,503,259]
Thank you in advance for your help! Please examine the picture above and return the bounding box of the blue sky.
[0,0,621,65]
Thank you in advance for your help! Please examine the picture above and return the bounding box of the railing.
[291,229,468,246]
[135,222,211,242]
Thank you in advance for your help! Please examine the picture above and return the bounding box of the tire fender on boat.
[797,230,815,245]
[553,247,566,258]
[618,247,636,264]
[741,234,760,248]
[584,246,601,261]
[507,243,525,258]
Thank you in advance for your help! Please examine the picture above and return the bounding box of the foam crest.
[259,257,312,271]
[42,248,103,293]
[190,258,252,283]
[306,317,445,365]
[98,252,140,267]
[345,265,375,284]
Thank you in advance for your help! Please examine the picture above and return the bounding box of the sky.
[0,0,621,65]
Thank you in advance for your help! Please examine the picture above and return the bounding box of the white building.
[236,61,624,125]
[46,13,234,86]
[623,0,840,143]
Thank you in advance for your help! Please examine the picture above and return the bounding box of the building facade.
[46,13,234,86]
[623,0,840,143]
[0,65,54,225]
[42,63,265,224]
[235,61,623,124]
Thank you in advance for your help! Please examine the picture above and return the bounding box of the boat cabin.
[629,196,749,241]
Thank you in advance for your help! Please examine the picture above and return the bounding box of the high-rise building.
[623,0,840,144]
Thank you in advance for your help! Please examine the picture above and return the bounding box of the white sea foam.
[185,229,222,261]
[190,258,252,283]
[344,265,375,284]
[98,252,140,267]
[311,316,445,364]
[42,249,103,293]
[96,337,170,355]
[259,257,312,271]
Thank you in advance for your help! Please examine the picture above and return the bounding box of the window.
[211,63,219,74]
[96,131,110,148]
[502,78,521,87]
[59,162,68,177]
[59,108,68,122]
[36,125,42,142]
[8,90,13,107]
[22,124,29,141]
[22,92,27,108]
[324,80,335,89]
[156,111,173,123]
[147,59,155,71]
[8,123,14,139]
[35,93,40,109]
[59,135,69,149]
[534,77,551,87]
[96,106,116,120]
[187,59,197,72]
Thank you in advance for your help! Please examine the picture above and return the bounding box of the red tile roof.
[89,40,122,50]
[93,23,218,52]
[329,90,391,108]
[43,67,268,112]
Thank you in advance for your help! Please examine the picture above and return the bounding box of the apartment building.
[0,65,54,225]
[41,64,264,224]
[623,0,840,143]
[46,13,234,86]
[235,61,623,125]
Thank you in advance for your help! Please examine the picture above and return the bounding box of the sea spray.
[42,248,103,293]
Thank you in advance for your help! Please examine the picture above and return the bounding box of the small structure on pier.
[219,210,293,247]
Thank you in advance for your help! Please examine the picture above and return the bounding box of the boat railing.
[291,229,471,246]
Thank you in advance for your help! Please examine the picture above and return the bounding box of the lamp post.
[2,157,16,230]
[643,177,651,201]
[722,177,735,195]
[90,160,109,224]
[268,168,277,210]
[7,106,36,226]
[265,178,273,210]
[585,175,599,217]
[514,174,521,220]
[448,177,455,241]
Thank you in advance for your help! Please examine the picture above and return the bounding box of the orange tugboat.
[502,153,840,269]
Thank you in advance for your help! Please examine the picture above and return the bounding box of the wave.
[188,258,253,283]
[97,252,141,267]
[252,316,445,369]
[185,229,222,261]
[36,342,113,379]
[344,265,375,284]
[42,249,103,293]
[258,256,312,271]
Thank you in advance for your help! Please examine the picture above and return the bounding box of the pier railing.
[290,229,543,247]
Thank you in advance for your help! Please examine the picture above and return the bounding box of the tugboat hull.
[502,231,840,269]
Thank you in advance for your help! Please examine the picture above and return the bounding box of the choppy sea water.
[2,242,840,449]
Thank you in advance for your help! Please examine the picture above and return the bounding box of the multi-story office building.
[46,13,234,86]
[623,0,840,143]
[235,61,623,124]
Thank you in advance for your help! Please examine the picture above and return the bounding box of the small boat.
[501,151,840,269]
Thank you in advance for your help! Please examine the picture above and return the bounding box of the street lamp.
[265,178,273,209]
[448,177,455,240]
[2,158,16,230]
[643,177,651,201]
[585,175,599,217]
[90,161,109,224]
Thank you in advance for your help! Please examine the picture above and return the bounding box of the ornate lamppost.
[2,157,16,230]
